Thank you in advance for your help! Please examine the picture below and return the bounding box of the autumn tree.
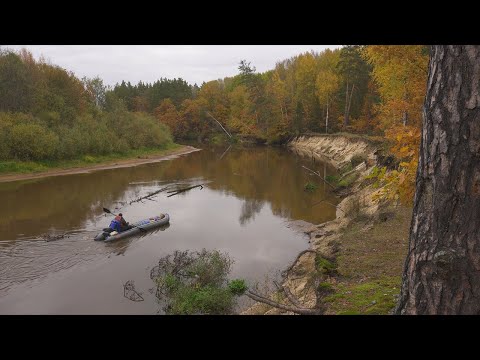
[178,98,209,141]
[265,70,289,142]
[337,45,371,128]
[238,60,268,135]
[315,49,341,133]
[154,98,181,137]
[397,45,480,315]
[363,45,429,204]
[227,85,257,138]
[295,52,320,131]
[197,80,229,128]
[363,45,429,129]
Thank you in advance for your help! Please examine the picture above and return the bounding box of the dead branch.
[245,290,321,315]
[123,280,144,302]
[302,165,337,190]
[338,162,366,182]
[206,111,232,138]
[273,281,304,308]
[167,184,204,198]
[219,144,232,160]
[129,186,171,205]
[281,249,318,277]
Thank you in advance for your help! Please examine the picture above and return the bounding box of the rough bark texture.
[397,46,480,315]
[344,83,349,127]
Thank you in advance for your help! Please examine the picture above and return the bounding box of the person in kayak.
[109,213,130,233]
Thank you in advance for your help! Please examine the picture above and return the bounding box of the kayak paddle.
[102,207,146,232]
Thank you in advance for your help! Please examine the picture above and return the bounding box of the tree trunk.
[347,83,355,116]
[402,110,408,126]
[402,84,408,126]
[344,82,349,127]
[326,96,329,134]
[396,46,480,315]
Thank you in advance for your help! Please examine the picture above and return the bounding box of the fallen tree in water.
[245,283,323,315]
[166,184,204,197]
[129,186,171,205]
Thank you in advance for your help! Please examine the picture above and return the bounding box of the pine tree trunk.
[344,82,349,127]
[397,45,480,315]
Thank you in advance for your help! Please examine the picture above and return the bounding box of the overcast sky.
[4,45,342,87]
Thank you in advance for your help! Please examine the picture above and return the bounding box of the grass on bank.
[0,143,181,175]
[322,205,412,315]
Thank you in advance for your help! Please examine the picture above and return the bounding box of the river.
[0,145,338,314]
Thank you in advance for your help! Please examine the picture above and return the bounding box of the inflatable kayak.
[94,214,170,241]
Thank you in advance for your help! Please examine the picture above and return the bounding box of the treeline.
[0,48,173,162]
[1,46,428,203]
[149,45,426,203]
[118,46,427,148]
[147,45,428,204]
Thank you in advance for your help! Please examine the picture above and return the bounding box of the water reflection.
[0,145,337,242]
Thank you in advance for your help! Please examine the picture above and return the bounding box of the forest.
[0,45,428,204]
[3,45,480,315]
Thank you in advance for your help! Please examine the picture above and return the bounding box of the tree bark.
[402,110,408,126]
[344,82,349,127]
[347,83,355,117]
[326,96,329,134]
[402,84,408,126]
[396,46,480,315]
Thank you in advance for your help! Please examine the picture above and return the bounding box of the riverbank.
[242,134,411,315]
[0,145,201,183]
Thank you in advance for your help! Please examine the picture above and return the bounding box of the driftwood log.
[302,165,336,190]
[129,186,171,205]
[167,184,204,198]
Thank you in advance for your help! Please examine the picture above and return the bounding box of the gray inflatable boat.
[94,214,170,241]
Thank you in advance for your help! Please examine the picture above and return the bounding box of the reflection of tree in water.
[239,199,264,226]
[0,145,339,241]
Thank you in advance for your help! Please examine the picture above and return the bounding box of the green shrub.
[315,255,336,274]
[169,286,234,315]
[151,249,247,315]
[304,182,318,192]
[9,123,59,160]
[228,279,247,295]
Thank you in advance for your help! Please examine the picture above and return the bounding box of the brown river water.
[0,145,338,314]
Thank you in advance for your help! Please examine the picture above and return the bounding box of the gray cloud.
[4,45,341,86]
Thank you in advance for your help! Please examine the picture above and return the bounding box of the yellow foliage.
[368,125,420,204]
[362,46,428,129]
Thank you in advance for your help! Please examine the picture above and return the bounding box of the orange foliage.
[154,99,181,137]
